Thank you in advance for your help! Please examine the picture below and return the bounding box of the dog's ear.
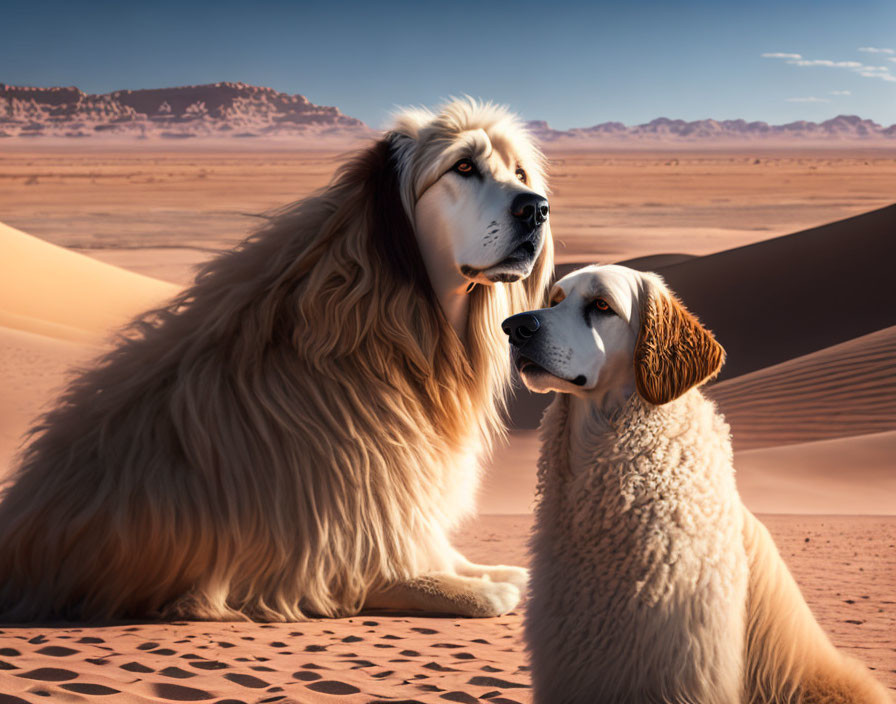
[633,286,725,405]
[349,135,434,300]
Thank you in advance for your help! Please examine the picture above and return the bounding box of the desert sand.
[2,148,896,283]
[0,514,891,702]
[0,222,178,343]
[0,147,893,701]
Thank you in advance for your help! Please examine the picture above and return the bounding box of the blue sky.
[2,0,895,129]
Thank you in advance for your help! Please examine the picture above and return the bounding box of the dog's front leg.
[450,549,529,592]
[364,573,521,618]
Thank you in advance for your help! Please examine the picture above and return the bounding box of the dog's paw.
[483,565,529,591]
[472,579,521,617]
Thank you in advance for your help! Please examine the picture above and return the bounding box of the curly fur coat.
[526,390,890,704]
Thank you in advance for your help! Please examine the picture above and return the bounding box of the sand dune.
[0,222,181,473]
[0,326,96,475]
[733,431,896,515]
[652,203,896,381]
[511,204,896,429]
[574,203,896,381]
[709,325,896,450]
[0,514,891,702]
[0,222,179,343]
[482,429,896,516]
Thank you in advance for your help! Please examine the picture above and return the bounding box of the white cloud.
[762,51,896,83]
[786,97,830,103]
[858,71,896,82]
[829,90,851,95]
[787,59,862,68]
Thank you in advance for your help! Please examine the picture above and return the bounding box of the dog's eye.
[452,159,478,177]
[587,298,615,316]
[515,167,528,184]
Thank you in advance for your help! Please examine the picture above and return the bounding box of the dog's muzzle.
[502,312,541,347]
[501,312,587,387]
[511,193,549,229]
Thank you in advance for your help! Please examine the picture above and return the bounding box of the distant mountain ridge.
[526,115,896,144]
[2,82,895,143]
[0,82,370,140]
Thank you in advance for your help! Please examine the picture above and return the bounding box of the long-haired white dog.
[504,265,889,703]
[0,99,554,622]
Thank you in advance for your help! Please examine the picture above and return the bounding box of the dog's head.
[502,265,724,405]
[389,98,550,286]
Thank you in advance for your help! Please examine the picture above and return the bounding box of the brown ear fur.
[634,288,725,405]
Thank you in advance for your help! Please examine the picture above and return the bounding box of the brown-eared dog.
[505,265,890,704]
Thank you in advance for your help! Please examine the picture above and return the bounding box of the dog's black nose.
[502,313,541,346]
[511,193,549,228]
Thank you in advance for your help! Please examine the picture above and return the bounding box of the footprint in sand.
[423,662,458,672]
[34,646,78,657]
[16,668,78,681]
[305,680,361,695]
[159,666,197,679]
[150,682,215,701]
[440,693,478,703]
[466,675,529,689]
[346,659,375,668]
[190,660,229,670]
[223,672,270,688]
[60,683,121,695]
[0,695,31,704]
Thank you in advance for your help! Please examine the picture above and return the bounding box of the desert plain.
[0,145,894,702]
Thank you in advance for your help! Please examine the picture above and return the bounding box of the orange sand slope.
[709,325,896,450]
[511,204,896,430]
[653,204,896,381]
[482,428,896,516]
[0,326,96,474]
[0,515,891,702]
[0,221,180,344]
[0,221,181,472]
[735,432,896,515]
